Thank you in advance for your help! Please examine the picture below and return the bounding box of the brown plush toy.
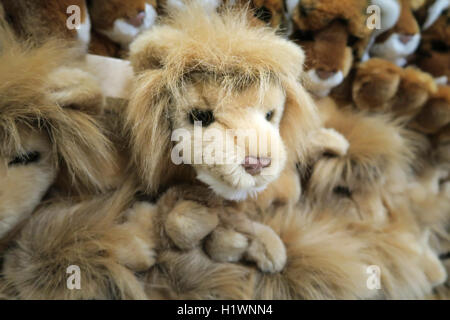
[87,0,158,58]
[348,0,450,134]
[414,4,450,83]
[235,0,289,32]
[157,0,290,33]
[289,0,401,97]
[411,85,450,134]
[369,0,424,66]
[1,0,90,49]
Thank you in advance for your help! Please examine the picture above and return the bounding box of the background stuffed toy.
[413,1,449,83]
[87,0,158,58]
[288,0,401,97]
[0,0,90,49]
[0,0,159,58]
[0,18,114,243]
[369,0,424,66]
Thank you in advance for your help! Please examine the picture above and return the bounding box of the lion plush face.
[0,129,55,239]
[370,0,422,66]
[88,0,157,48]
[289,0,371,97]
[289,0,401,97]
[127,4,320,200]
[168,75,288,200]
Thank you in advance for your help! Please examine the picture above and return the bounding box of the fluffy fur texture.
[352,58,437,118]
[0,21,114,239]
[1,182,157,299]
[351,57,449,135]
[304,98,416,213]
[248,98,447,299]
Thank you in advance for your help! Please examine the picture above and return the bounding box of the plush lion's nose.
[316,69,337,80]
[129,11,146,27]
[243,156,271,175]
[398,34,413,44]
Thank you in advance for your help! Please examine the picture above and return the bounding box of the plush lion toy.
[0,19,114,241]
[125,3,321,199]
[289,0,401,97]
[143,98,446,300]
[349,1,449,134]
[369,0,423,66]
[157,0,290,32]
[88,0,158,58]
[1,0,158,57]
[123,2,337,274]
[1,0,90,49]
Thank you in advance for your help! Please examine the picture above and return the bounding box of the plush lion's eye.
[8,151,41,166]
[254,6,272,24]
[265,110,274,121]
[347,35,358,47]
[189,109,215,127]
[333,185,352,198]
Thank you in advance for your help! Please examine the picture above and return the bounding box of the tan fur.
[0,21,114,240]
[2,0,447,301]
[1,182,157,299]
[304,98,416,211]
[411,85,450,134]
[352,58,437,118]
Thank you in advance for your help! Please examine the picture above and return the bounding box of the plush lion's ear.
[280,75,321,165]
[45,66,105,115]
[129,26,179,72]
[125,70,176,195]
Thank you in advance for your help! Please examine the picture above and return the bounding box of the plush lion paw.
[310,127,349,158]
[353,58,437,120]
[410,85,450,134]
[113,201,158,272]
[420,231,447,287]
[205,220,287,273]
[204,227,249,263]
[157,186,221,250]
[244,222,287,273]
[164,200,219,250]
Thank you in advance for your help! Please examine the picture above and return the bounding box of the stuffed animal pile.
[0,0,448,300]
